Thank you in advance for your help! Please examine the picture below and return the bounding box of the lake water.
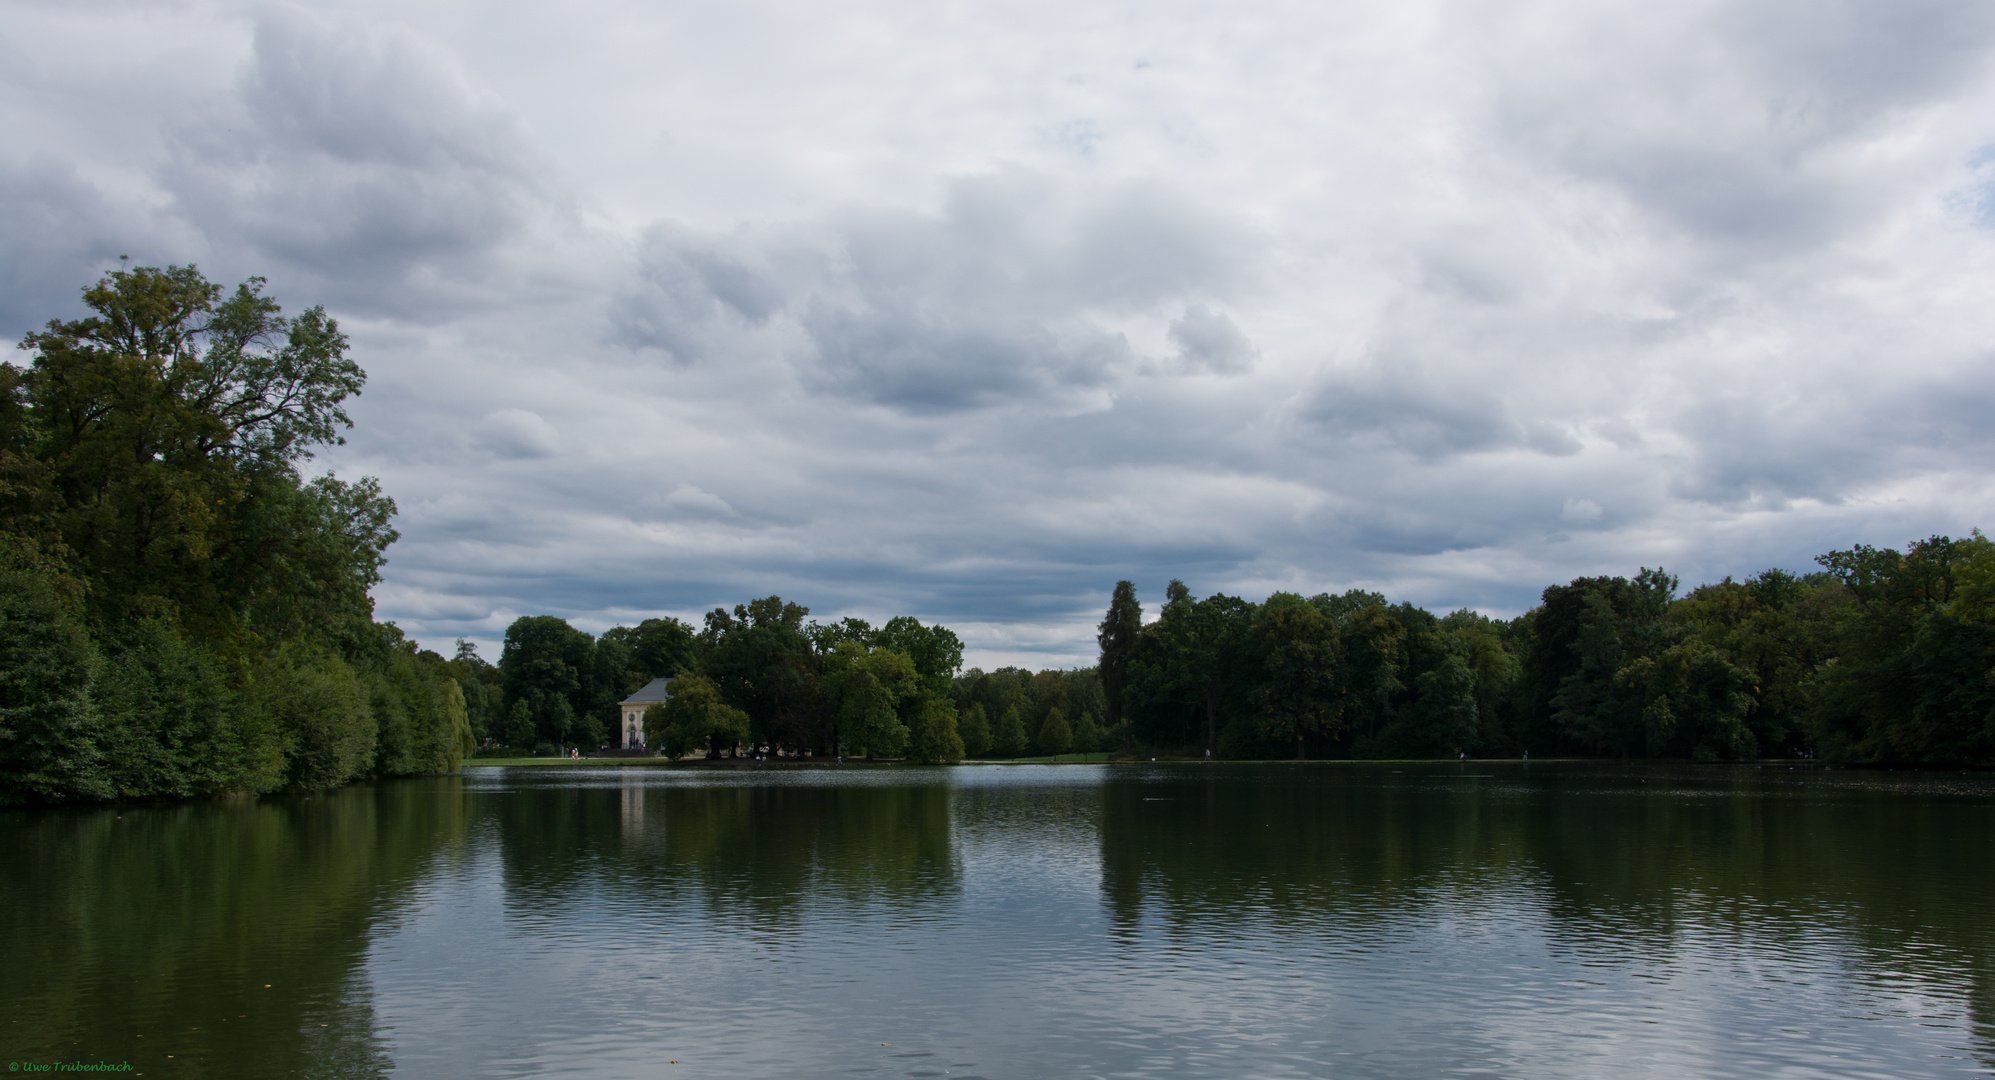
[5,762,1993,1079]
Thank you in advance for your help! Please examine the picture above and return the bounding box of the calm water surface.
[5,762,1993,1079]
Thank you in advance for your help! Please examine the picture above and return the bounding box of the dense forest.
[466,528,1995,770]
[458,598,1106,764]
[1100,538,1995,766]
[457,599,976,764]
[0,264,471,806]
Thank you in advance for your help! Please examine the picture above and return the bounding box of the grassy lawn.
[463,753,1121,767]
[964,753,1114,764]
[461,754,1838,770]
[463,756,679,767]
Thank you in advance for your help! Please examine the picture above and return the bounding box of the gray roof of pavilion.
[621,677,675,704]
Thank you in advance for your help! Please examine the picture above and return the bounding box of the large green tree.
[958,701,992,757]
[1,264,468,802]
[821,641,920,758]
[995,704,1030,757]
[1535,569,1685,756]
[1131,581,1255,756]
[0,546,109,804]
[644,673,750,758]
[1249,593,1346,758]
[1097,581,1143,730]
[499,615,599,749]
[873,615,964,690]
[9,262,383,642]
[1810,534,1995,764]
[704,597,820,751]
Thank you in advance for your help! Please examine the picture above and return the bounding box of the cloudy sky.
[7,0,1995,667]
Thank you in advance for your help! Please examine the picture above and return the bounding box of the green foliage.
[247,645,372,790]
[450,527,1995,769]
[952,665,1104,758]
[505,699,535,749]
[645,674,750,758]
[873,616,964,692]
[0,264,473,804]
[1395,648,1479,756]
[32,267,1982,793]
[1097,580,1143,728]
[0,548,108,804]
[704,598,819,751]
[367,643,467,776]
[444,678,477,762]
[1341,602,1409,745]
[499,615,596,748]
[1124,581,1255,754]
[601,617,699,687]
[1807,534,1995,764]
[1094,532,1995,765]
[1666,572,1834,756]
[959,702,992,756]
[908,693,965,764]
[1438,608,1522,750]
[1249,593,1346,757]
[822,641,919,758]
[995,704,1029,757]
[231,472,398,652]
[1073,710,1102,753]
[1521,569,1674,754]
[446,639,505,741]
[95,620,265,798]
[1613,640,1757,760]
[12,264,380,638]
[1036,706,1073,755]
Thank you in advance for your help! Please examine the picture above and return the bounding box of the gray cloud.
[1168,304,1257,373]
[611,173,1253,412]
[474,409,560,459]
[1301,362,1587,462]
[0,160,157,335]
[1477,0,1995,255]
[1722,0,1995,116]
[611,224,793,358]
[156,8,561,317]
[9,0,1995,667]
[803,301,1130,412]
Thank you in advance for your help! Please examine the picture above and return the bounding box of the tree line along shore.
[476,526,1995,771]
[4,266,1990,807]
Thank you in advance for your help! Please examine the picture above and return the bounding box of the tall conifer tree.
[1098,581,1142,728]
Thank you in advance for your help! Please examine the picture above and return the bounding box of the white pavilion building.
[619,678,674,750]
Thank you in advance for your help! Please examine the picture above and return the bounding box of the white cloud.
[1168,305,1257,374]
[474,409,559,459]
[7,0,1995,666]
[656,484,737,518]
[1562,498,1605,524]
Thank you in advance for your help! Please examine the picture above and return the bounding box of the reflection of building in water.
[621,780,645,842]
[618,678,673,749]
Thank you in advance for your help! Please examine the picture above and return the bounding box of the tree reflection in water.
[484,769,960,930]
[1098,762,1995,1060]
[1,779,470,1079]
[8,763,1990,1078]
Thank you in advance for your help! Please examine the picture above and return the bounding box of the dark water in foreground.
[5,762,1993,1079]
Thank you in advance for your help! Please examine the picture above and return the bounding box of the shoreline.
[458,755,1849,769]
